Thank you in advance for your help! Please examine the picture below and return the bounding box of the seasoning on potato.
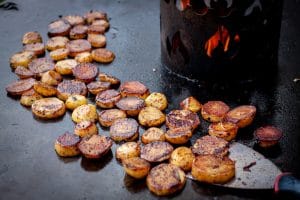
[55,59,78,75]
[138,106,166,127]
[140,141,173,163]
[208,122,239,141]
[165,128,192,145]
[166,109,200,131]
[10,51,36,69]
[144,92,168,111]
[28,57,55,78]
[48,19,71,37]
[224,105,256,128]
[33,81,57,97]
[141,127,165,144]
[32,97,66,119]
[54,132,81,157]
[20,89,42,107]
[6,78,36,96]
[98,109,126,127]
[123,157,150,179]
[14,66,34,79]
[180,96,202,113]
[46,36,69,51]
[115,141,141,161]
[65,94,88,110]
[74,120,98,137]
[110,118,139,142]
[71,104,98,123]
[95,89,120,108]
[192,135,229,157]
[91,48,115,63]
[57,80,87,101]
[67,39,92,57]
[254,125,282,148]
[201,101,230,122]
[87,81,111,95]
[120,81,150,99]
[22,31,43,45]
[169,146,195,172]
[116,96,145,117]
[72,63,98,83]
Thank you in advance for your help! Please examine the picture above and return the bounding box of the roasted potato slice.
[120,81,150,99]
[116,141,140,161]
[28,58,55,77]
[146,163,186,196]
[98,109,126,127]
[169,146,195,172]
[14,66,34,79]
[88,34,106,48]
[191,155,235,184]
[116,96,145,116]
[140,141,173,163]
[165,128,192,145]
[180,96,202,113]
[138,106,166,127]
[201,101,230,122]
[84,10,108,24]
[74,52,93,63]
[69,25,88,39]
[78,135,113,159]
[71,104,98,123]
[32,97,66,119]
[46,36,69,51]
[123,157,150,179]
[87,81,111,95]
[6,78,36,96]
[49,48,69,61]
[166,109,200,131]
[141,127,165,144]
[63,15,85,26]
[224,105,256,128]
[98,72,120,85]
[57,80,87,101]
[192,135,229,157]
[65,94,88,110]
[92,19,110,30]
[48,19,71,37]
[74,120,98,137]
[23,43,45,57]
[145,92,167,111]
[67,39,92,57]
[41,70,62,86]
[33,81,57,97]
[95,89,121,108]
[54,132,81,157]
[110,118,139,142]
[254,125,282,148]
[208,122,239,141]
[22,31,43,45]
[72,63,98,83]
[87,25,106,34]
[10,51,36,69]
[55,59,78,75]
[20,89,43,107]
[91,48,115,63]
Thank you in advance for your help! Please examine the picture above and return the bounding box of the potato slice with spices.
[169,147,195,172]
[48,19,71,37]
[146,163,186,196]
[67,39,92,57]
[123,157,150,179]
[49,48,69,61]
[20,89,42,107]
[180,96,202,113]
[98,72,120,85]
[141,127,165,144]
[87,81,111,95]
[191,155,235,184]
[145,92,167,111]
[98,109,126,127]
[254,125,282,148]
[33,81,57,97]
[55,59,78,75]
[138,106,166,127]
[71,104,98,123]
[116,96,145,116]
[120,81,150,99]
[65,94,88,110]
[92,19,110,30]
[75,52,93,63]
[84,10,108,24]
[10,51,36,69]
[23,43,45,57]
[6,78,36,96]
[208,122,239,141]
[28,58,55,78]
[72,63,98,83]
[201,101,230,122]
[54,132,81,157]
[74,120,98,137]
[165,128,192,145]
[57,80,87,101]
[91,48,115,63]
[14,66,34,79]
[224,105,256,128]
[166,109,200,131]
[46,36,69,51]
[22,31,43,45]
[63,15,85,26]
[116,141,140,161]
[32,97,66,119]
[88,34,106,48]
[87,25,106,34]
[192,135,229,157]
[41,70,62,86]
[78,135,113,159]
[140,141,173,163]
[110,118,139,142]
[69,25,88,39]
[95,89,120,108]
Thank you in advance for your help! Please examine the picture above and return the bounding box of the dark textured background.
[0,0,299,199]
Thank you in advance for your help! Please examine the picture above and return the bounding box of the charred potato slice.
[71,104,98,123]
[191,155,235,184]
[74,120,98,137]
[169,147,195,172]
[67,39,92,57]
[146,163,186,196]
[165,128,192,145]
[33,81,57,97]
[123,157,150,179]
[201,101,230,122]
[95,89,121,108]
[63,15,85,26]
[87,25,106,34]
[22,31,43,45]
[92,19,110,30]
[88,34,106,48]
[110,118,139,142]
[6,78,36,96]
[69,25,88,39]
[145,92,168,111]
[116,141,140,161]
[141,127,165,144]
[72,63,98,83]
[10,51,36,69]
[140,141,173,163]
[49,48,69,61]
[98,109,126,127]
[180,96,202,113]
[28,58,55,77]
[14,66,34,79]
[48,19,71,37]
[138,106,166,127]
[75,52,93,63]
[84,10,108,24]
[116,96,145,117]
[23,43,45,57]
[166,109,200,131]
[120,81,150,99]
[254,126,282,148]
[55,59,78,75]
[65,94,88,110]
[91,48,115,63]
[32,97,66,119]
[41,70,62,86]
[98,72,120,85]
[46,36,69,51]
[78,135,113,159]
[20,89,43,107]
[87,81,111,95]
[57,80,87,101]
[224,105,256,128]
[54,132,81,157]
[192,135,229,157]
[208,122,239,141]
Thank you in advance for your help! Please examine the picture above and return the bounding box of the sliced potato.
[91,48,115,63]
[224,105,256,128]
[87,81,111,95]
[98,109,126,127]
[46,36,69,51]
[72,63,98,83]
[71,104,98,123]
[166,109,200,131]
[208,122,239,141]
[6,78,36,96]
[180,96,202,113]
[69,25,88,39]
[120,81,150,99]
[41,70,62,86]
[98,72,120,85]
[10,51,36,69]
[84,10,108,24]
[169,147,195,172]
[145,92,167,111]
[65,94,88,110]
[57,80,87,101]
[87,25,106,34]
[92,19,110,30]
[23,43,45,57]
[116,141,140,161]
[123,157,150,179]
[140,141,173,163]
[116,96,145,116]
[88,34,106,48]
[192,135,229,157]
[55,59,78,75]
[138,106,166,127]
[74,120,98,137]
[22,31,43,45]
[201,101,230,122]
[63,15,85,26]
[110,118,139,142]
[95,89,120,108]
[67,39,92,57]
[254,125,282,148]
[165,128,192,145]
[20,89,43,107]
[141,127,165,144]
[32,97,66,119]
[54,132,81,157]
[48,19,71,37]
[49,48,69,61]
[74,52,93,63]
[28,58,55,77]
[14,66,34,79]
[33,81,57,97]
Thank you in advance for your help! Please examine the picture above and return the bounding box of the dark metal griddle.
[0,0,300,199]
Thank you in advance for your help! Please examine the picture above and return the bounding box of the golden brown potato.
[87,25,106,34]
[28,58,55,78]
[208,122,239,141]
[144,92,168,111]
[72,63,98,83]
[49,48,69,61]
[123,157,150,179]
[180,96,202,113]
[57,80,87,101]
[33,81,57,97]
[46,36,69,51]
[91,48,115,63]
[169,147,195,172]
[22,31,43,45]
[84,10,108,24]
[92,19,110,30]
[201,101,230,122]
[6,78,36,96]
[141,127,165,144]
[14,66,34,79]
[69,25,88,39]
[20,89,43,107]
[88,34,106,48]
[63,15,85,26]
[32,97,66,119]
[23,43,45,57]
[98,72,120,85]
[71,104,98,123]
[41,70,62,86]
[10,51,36,69]
[110,118,139,142]
[74,52,93,63]
[116,96,145,117]
[166,109,200,131]
[115,141,140,161]
[165,128,192,145]
[65,94,88,110]
[98,109,126,127]
[192,135,229,157]
[191,155,235,184]
[87,81,111,95]
[138,106,166,127]
[254,126,283,148]
[120,81,150,99]
[48,19,71,37]
[146,163,186,196]
[95,89,120,108]
[54,132,81,157]
[67,39,92,57]
[55,59,78,75]
[74,120,98,137]
[224,105,256,128]
[140,141,173,163]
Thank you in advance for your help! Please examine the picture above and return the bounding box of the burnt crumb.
[243,161,256,172]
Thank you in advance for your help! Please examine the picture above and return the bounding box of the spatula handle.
[274,173,300,198]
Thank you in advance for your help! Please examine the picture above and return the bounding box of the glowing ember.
[176,0,191,11]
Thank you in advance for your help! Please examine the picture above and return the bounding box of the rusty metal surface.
[0,0,300,199]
